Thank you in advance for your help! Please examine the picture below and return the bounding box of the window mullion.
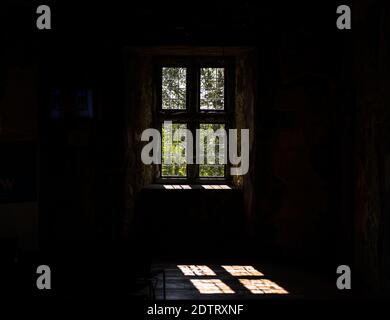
[187,64,198,182]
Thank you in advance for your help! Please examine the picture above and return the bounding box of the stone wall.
[124,51,155,238]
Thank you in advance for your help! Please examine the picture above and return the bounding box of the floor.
[150,261,346,300]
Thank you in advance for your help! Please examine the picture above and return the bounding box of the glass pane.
[162,67,186,110]
[162,123,187,177]
[200,68,224,110]
[199,123,226,177]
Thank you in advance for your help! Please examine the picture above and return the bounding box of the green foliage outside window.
[161,67,226,178]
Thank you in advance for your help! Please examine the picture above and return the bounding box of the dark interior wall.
[124,50,155,236]
[248,10,356,268]
[353,0,390,293]
[0,4,39,251]
[233,51,257,233]
[32,34,127,259]
[260,77,343,259]
[0,0,389,295]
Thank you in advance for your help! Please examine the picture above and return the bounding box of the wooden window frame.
[154,56,235,184]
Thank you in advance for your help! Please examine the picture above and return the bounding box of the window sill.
[142,184,235,191]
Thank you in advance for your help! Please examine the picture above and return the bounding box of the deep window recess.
[155,58,234,183]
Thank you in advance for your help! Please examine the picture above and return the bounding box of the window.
[156,58,234,182]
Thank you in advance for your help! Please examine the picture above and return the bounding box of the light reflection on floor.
[239,279,289,294]
[190,279,235,294]
[222,265,263,276]
[177,265,216,276]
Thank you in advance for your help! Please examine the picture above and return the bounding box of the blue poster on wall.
[51,88,93,119]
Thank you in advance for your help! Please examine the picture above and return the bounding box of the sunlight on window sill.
[202,185,231,189]
[163,185,231,190]
[164,185,191,189]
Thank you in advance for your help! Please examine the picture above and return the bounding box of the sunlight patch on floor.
[176,264,290,295]
[239,279,289,294]
[222,265,263,276]
[177,265,216,276]
[190,279,235,294]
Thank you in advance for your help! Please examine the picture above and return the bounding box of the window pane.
[199,123,226,177]
[200,68,224,110]
[162,123,187,177]
[162,67,186,110]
